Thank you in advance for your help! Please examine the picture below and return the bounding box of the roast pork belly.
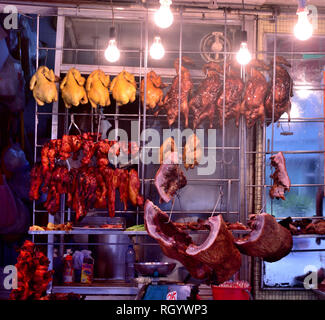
[235,213,293,262]
[269,151,291,200]
[186,215,242,284]
[154,152,187,203]
[144,200,212,280]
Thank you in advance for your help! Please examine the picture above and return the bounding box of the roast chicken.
[240,59,270,128]
[189,62,223,129]
[30,66,59,106]
[216,64,244,127]
[160,57,194,128]
[110,70,137,106]
[60,68,88,108]
[159,137,176,164]
[265,56,293,123]
[140,70,166,111]
[86,69,111,108]
[183,134,202,170]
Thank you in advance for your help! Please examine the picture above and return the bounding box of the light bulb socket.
[240,30,248,43]
[109,27,116,40]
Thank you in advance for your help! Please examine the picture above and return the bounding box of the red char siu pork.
[154,152,187,203]
[265,56,293,124]
[235,213,293,262]
[269,151,291,200]
[186,215,242,284]
[144,200,213,280]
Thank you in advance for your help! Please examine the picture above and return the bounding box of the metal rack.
[27,7,252,295]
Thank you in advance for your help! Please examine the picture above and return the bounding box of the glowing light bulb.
[104,27,120,63]
[150,36,165,60]
[236,42,252,66]
[105,39,120,63]
[154,0,173,29]
[294,8,313,41]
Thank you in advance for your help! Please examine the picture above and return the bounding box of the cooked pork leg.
[235,213,293,262]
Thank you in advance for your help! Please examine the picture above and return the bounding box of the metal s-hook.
[215,150,234,165]
[68,114,81,135]
[211,185,224,217]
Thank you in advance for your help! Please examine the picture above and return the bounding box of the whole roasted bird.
[183,134,202,170]
[110,70,137,106]
[161,57,194,128]
[240,59,269,128]
[140,70,167,111]
[86,69,111,108]
[216,64,244,127]
[189,62,223,129]
[60,68,88,108]
[265,56,293,123]
[30,66,59,106]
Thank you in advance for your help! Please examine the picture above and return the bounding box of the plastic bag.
[0,175,18,230]
[2,143,29,174]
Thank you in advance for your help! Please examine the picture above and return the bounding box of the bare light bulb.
[105,39,120,63]
[236,42,252,66]
[154,0,173,29]
[294,8,313,41]
[150,36,165,60]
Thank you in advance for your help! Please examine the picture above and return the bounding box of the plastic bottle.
[81,250,94,284]
[125,245,136,283]
[63,249,74,284]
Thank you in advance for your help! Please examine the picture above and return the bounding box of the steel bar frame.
[30,6,254,294]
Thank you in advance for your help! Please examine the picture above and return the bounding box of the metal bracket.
[208,0,218,9]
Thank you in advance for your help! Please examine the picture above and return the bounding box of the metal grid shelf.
[28,229,251,236]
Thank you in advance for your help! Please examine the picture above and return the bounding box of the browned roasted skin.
[240,59,269,128]
[189,62,223,129]
[265,56,293,124]
[161,57,194,128]
[29,164,43,200]
[216,65,244,127]
[141,70,167,111]
[269,151,291,200]
[186,215,242,284]
[235,213,293,262]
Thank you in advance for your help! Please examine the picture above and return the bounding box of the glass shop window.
[262,31,325,290]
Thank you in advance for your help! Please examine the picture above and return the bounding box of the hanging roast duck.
[240,59,270,128]
[189,62,223,129]
[264,56,293,124]
[140,70,167,111]
[60,68,88,108]
[160,56,194,128]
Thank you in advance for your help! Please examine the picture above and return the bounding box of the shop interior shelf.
[52,280,139,295]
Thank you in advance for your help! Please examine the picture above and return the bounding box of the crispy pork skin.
[269,152,291,200]
[235,213,293,262]
[144,200,212,280]
[154,152,187,203]
[186,215,242,284]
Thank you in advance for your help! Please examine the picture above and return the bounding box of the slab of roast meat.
[154,152,187,203]
[189,62,223,129]
[240,59,269,128]
[265,56,293,124]
[235,213,293,262]
[269,151,291,200]
[186,215,242,284]
[160,57,194,128]
[144,200,212,280]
